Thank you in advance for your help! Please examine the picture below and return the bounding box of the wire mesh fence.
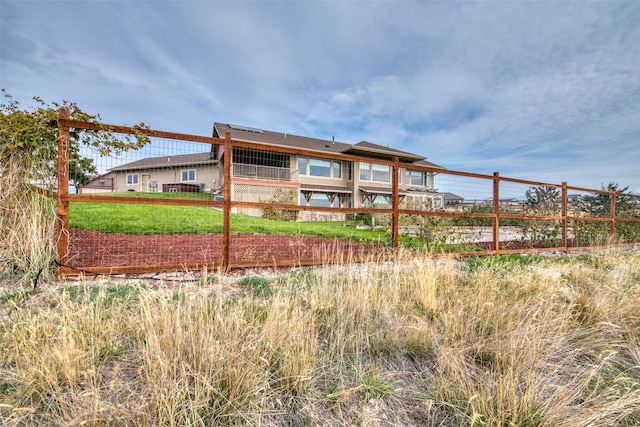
[56,115,640,277]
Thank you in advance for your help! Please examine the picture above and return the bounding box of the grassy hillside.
[1,250,640,426]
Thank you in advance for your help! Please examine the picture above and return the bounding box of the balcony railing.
[233,163,291,181]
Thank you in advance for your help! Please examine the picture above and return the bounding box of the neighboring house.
[440,192,465,207]
[79,172,116,194]
[108,152,220,194]
[476,197,523,212]
[107,122,457,220]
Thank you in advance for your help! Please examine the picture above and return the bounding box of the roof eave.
[109,159,218,172]
[341,146,425,162]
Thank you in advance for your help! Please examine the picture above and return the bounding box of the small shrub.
[60,283,144,305]
[360,372,394,400]
[237,275,272,297]
[261,188,299,221]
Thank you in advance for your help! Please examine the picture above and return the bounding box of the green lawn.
[69,200,390,242]
[89,191,213,200]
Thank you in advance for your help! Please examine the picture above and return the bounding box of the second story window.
[298,157,308,175]
[309,159,331,177]
[360,163,370,181]
[372,164,390,182]
[333,161,341,179]
[299,157,342,179]
[406,170,426,186]
[361,163,390,182]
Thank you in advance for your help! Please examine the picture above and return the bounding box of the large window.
[309,193,331,207]
[233,148,290,168]
[360,163,390,182]
[406,170,426,186]
[309,159,331,177]
[372,164,390,182]
[126,174,139,185]
[300,192,350,208]
[181,170,196,182]
[299,157,342,179]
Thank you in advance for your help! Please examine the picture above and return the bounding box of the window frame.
[126,174,139,185]
[298,157,308,176]
[360,163,371,181]
[406,170,425,186]
[300,156,343,179]
[181,169,196,182]
[309,158,332,178]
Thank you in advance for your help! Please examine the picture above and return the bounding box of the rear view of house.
[101,122,452,220]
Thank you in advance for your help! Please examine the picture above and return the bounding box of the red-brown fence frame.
[55,113,640,277]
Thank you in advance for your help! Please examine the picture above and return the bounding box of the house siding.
[113,164,221,193]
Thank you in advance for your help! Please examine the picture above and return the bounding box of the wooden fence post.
[222,132,232,270]
[610,189,617,246]
[562,182,568,251]
[392,156,400,250]
[493,172,500,254]
[56,108,70,278]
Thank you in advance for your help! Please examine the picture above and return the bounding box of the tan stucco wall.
[113,164,221,193]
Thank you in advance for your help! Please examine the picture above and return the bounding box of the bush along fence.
[55,112,640,277]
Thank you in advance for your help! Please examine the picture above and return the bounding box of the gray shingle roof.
[109,152,217,171]
[112,123,446,171]
[213,123,350,155]
[213,122,445,168]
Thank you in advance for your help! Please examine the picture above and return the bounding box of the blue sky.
[2,1,639,193]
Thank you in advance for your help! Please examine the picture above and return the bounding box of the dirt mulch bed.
[68,230,385,269]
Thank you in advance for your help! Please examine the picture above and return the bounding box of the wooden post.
[56,108,70,278]
[222,132,232,270]
[561,182,568,251]
[493,172,500,254]
[391,156,400,249]
[610,189,617,246]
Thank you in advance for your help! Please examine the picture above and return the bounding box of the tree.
[522,186,561,247]
[579,182,632,218]
[69,157,98,192]
[0,90,150,284]
[1,90,150,192]
[524,185,560,216]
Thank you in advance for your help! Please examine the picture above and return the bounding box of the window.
[298,157,308,175]
[126,174,139,185]
[309,193,331,207]
[406,170,424,186]
[360,163,371,181]
[333,161,342,179]
[359,162,390,182]
[181,170,196,182]
[309,159,331,177]
[300,192,349,208]
[233,148,290,168]
[372,164,390,182]
[301,157,341,178]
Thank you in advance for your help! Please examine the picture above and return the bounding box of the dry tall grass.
[0,162,57,289]
[1,250,639,426]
